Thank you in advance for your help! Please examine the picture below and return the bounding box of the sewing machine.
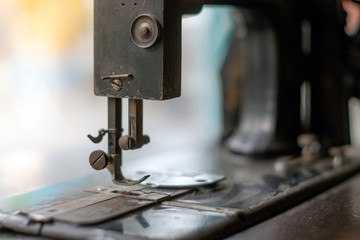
[1,0,360,239]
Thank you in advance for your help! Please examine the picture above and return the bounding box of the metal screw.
[298,134,318,148]
[139,23,151,38]
[119,136,135,150]
[111,79,123,91]
[89,150,109,170]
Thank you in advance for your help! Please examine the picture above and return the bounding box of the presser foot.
[111,172,151,186]
[108,154,151,186]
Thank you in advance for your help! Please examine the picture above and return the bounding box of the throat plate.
[130,170,226,188]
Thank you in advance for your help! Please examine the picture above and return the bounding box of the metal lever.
[102,74,133,91]
[87,129,117,144]
[101,74,133,80]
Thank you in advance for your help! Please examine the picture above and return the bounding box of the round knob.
[130,14,161,48]
[89,150,110,170]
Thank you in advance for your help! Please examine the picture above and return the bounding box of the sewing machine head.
[89,0,360,186]
[89,0,206,185]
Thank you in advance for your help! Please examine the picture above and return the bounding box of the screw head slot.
[89,150,109,170]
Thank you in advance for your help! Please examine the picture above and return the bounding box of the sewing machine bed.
[1,144,360,239]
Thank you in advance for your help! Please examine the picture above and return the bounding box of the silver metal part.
[129,170,226,188]
[162,201,240,216]
[85,186,171,202]
[85,186,192,202]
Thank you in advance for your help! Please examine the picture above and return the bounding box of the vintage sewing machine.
[1,0,360,239]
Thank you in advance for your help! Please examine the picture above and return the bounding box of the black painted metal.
[94,0,182,100]
[223,9,302,155]
[228,173,360,240]
[309,0,351,150]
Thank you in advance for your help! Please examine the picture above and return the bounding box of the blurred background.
[0,0,236,197]
[0,0,359,198]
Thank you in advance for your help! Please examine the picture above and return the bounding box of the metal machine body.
[1,0,360,239]
[88,0,357,184]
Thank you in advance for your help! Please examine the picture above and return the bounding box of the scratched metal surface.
[1,144,360,239]
[97,204,238,240]
[92,146,360,239]
[227,173,360,240]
